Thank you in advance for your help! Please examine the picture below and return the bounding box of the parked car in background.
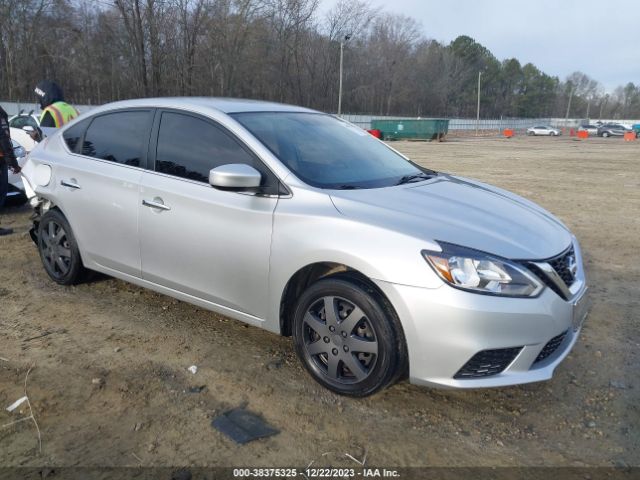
[577,124,598,135]
[527,126,561,136]
[6,135,29,205]
[9,110,40,130]
[9,126,38,152]
[597,123,630,137]
[21,98,589,396]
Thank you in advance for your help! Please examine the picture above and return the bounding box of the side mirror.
[209,164,262,191]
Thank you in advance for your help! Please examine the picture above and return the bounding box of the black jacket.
[0,107,19,170]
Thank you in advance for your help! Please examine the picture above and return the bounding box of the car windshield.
[231,112,433,189]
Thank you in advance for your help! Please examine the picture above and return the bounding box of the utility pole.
[586,99,590,120]
[564,84,576,128]
[598,94,609,120]
[475,71,482,136]
[338,34,352,117]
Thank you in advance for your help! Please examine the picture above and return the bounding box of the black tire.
[292,274,407,397]
[528,131,534,136]
[37,209,86,285]
[602,131,610,138]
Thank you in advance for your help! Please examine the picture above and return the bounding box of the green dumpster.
[370,119,449,141]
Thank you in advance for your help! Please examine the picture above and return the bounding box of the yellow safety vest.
[40,101,79,128]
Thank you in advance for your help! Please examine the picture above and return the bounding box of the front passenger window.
[155,112,263,184]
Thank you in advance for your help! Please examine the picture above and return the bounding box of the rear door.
[55,109,154,277]
[138,110,280,319]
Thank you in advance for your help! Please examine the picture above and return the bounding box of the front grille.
[534,330,567,364]
[454,347,522,379]
[527,263,566,299]
[548,246,577,286]
[525,245,577,300]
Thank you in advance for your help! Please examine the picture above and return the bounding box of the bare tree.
[1,0,638,119]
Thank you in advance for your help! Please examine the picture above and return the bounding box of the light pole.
[599,94,609,120]
[564,83,576,128]
[338,34,352,116]
[475,71,482,136]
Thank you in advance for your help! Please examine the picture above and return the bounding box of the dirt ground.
[0,135,638,469]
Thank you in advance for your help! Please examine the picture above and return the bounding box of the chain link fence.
[3,101,637,136]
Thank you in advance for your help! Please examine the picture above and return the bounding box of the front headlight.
[422,242,543,297]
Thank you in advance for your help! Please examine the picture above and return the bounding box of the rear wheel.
[602,131,610,138]
[292,275,406,397]
[38,210,86,285]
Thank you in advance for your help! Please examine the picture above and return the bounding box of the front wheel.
[602,131,610,138]
[292,275,406,397]
[37,209,86,285]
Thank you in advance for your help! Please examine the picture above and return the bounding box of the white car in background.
[6,131,29,204]
[577,124,599,135]
[8,111,41,130]
[10,126,38,152]
[527,126,561,136]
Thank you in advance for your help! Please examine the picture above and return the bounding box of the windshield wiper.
[336,184,362,190]
[396,171,435,185]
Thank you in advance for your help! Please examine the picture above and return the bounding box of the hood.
[329,174,572,260]
[34,80,64,109]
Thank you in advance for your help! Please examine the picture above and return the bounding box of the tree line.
[1,0,639,119]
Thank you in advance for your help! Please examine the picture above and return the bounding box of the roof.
[89,97,318,115]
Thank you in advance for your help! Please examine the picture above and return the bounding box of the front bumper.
[374,268,589,389]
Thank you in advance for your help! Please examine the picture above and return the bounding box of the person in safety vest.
[0,106,21,236]
[34,80,79,128]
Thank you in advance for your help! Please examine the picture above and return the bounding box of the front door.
[139,111,279,319]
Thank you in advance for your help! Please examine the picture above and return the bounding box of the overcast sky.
[321,0,639,93]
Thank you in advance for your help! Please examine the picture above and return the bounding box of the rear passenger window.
[82,111,151,166]
[155,112,264,183]
[63,118,91,153]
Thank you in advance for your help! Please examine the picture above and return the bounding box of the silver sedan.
[527,125,561,136]
[21,98,589,396]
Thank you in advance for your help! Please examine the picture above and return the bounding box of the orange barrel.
[569,128,576,136]
[577,130,588,139]
[503,128,514,138]
[367,129,382,138]
[624,131,636,141]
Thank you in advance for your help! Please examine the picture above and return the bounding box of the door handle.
[61,180,81,190]
[142,199,171,211]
